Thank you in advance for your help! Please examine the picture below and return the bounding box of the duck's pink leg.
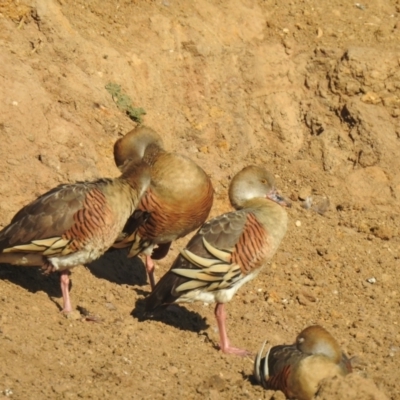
[145,255,156,290]
[60,270,72,313]
[215,303,251,356]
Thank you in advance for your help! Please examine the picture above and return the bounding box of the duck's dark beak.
[267,190,292,207]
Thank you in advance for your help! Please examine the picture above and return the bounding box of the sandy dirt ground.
[0,0,399,399]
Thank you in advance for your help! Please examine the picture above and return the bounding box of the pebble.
[389,345,399,357]
[207,374,227,391]
[64,310,81,320]
[265,291,280,303]
[6,159,19,166]
[105,292,114,302]
[371,226,393,240]
[361,92,381,104]
[295,220,301,227]
[330,310,343,319]
[168,366,179,375]
[216,141,230,152]
[301,196,313,210]
[105,302,117,310]
[312,196,330,215]
[351,330,367,340]
[297,294,309,306]
[198,146,209,154]
[367,277,377,284]
[298,186,312,200]
[301,291,317,303]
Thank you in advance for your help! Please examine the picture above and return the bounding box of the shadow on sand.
[87,247,148,286]
[0,247,148,310]
[132,296,209,333]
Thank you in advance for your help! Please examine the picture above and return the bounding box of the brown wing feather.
[145,209,267,311]
[0,179,112,255]
[114,189,172,258]
[112,209,150,248]
[262,345,299,395]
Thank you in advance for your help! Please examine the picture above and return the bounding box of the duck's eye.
[261,179,267,184]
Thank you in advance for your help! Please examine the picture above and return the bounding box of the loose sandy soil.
[0,1,399,399]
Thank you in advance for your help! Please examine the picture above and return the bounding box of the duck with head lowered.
[112,126,214,289]
[254,325,353,399]
[0,159,151,313]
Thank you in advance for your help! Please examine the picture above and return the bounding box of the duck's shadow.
[132,296,209,333]
[0,264,61,299]
[88,247,147,286]
[0,248,148,309]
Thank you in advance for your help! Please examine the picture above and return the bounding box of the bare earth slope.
[0,1,399,399]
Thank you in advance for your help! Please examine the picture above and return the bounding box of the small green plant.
[105,83,146,124]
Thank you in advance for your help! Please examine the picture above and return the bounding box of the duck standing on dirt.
[112,126,214,289]
[145,165,289,355]
[0,160,151,313]
[254,325,353,399]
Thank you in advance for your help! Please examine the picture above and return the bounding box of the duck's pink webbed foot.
[215,303,252,357]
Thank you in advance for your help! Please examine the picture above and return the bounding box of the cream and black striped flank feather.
[113,126,214,289]
[0,160,151,313]
[146,165,290,356]
[171,211,271,294]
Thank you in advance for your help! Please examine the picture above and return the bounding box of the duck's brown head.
[114,126,164,170]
